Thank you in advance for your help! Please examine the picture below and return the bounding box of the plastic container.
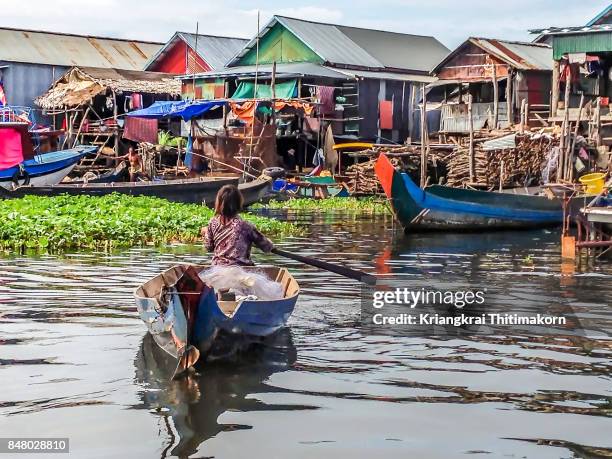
[579,173,606,195]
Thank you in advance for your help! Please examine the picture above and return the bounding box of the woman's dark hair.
[214,184,243,218]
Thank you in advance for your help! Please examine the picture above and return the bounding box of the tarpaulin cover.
[123,117,158,144]
[126,100,225,121]
[232,80,297,99]
[0,126,24,169]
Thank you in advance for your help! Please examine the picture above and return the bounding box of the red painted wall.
[148,40,211,75]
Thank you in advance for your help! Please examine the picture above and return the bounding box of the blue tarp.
[126,100,226,121]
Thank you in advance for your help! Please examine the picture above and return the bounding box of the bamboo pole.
[468,94,475,183]
[112,90,119,158]
[519,98,526,134]
[567,93,585,182]
[506,69,513,126]
[559,105,570,180]
[551,60,560,118]
[72,106,91,148]
[420,83,428,187]
[595,96,602,147]
[492,63,499,129]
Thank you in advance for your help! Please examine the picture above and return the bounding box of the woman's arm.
[249,224,274,253]
[202,225,215,251]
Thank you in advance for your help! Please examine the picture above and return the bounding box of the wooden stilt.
[420,83,428,187]
[492,63,499,129]
[112,90,119,158]
[468,94,475,183]
[506,69,513,126]
[551,60,560,118]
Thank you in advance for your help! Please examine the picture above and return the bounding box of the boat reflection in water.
[134,329,306,458]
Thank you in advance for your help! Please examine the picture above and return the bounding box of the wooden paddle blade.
[172,345,200,379]
[272,248,377,285]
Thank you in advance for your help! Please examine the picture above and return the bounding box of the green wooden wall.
[238,23,323,65]
[553,32,612,59]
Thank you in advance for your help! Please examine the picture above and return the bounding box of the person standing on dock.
[202,185,274,266]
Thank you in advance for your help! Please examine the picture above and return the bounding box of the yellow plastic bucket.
[579,173,606,194]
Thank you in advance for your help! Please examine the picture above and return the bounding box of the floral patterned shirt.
[204,215,274,266]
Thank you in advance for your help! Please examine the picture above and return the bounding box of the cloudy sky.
[3,0,610,48]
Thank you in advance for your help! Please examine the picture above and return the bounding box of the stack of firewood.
[445,134,556,188]
[345,157,401,194]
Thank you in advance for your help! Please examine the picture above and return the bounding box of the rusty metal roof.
[472,38,552,70]
[434,38,552,74]
[0,27,162,70]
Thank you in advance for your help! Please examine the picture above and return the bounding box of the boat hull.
[134,264,299,372]
[0,147,96,189]
[375,153,564,232]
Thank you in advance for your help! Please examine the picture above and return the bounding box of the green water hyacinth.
[253,197,390,214]
[0,194,301,252]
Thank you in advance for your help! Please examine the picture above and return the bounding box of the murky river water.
[0,211,611,458]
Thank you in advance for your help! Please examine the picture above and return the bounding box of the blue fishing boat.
[0,123,96,189]
[134,264,300,376]
[0,147,98,189]
[375,153,563,231]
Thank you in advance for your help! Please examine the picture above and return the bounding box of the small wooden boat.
[0,147,97,189]
[134,264,299,375]
[375,153,564,231]
[0,175,272,207]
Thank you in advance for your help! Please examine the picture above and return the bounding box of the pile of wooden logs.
[345,156,401,194]
[343,130,563,192]
[445,133,556,188]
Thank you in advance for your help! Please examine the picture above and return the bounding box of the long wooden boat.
[0,147,97,189]
[375,153,564,231]
[0,175,272,206]
[134,264,299,376]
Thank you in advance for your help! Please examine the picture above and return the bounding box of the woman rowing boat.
[201,184,274,266]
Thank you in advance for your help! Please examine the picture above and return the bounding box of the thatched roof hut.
[36,66,181,110]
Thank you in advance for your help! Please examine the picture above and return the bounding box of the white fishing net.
[199,266,284,301]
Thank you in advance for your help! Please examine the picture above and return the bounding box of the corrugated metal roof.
[530,24,612,36]
[145,32,248,71]
[277,17,382,68]
[482,133,517,150]
[180,33,248,70]
[472,38,553,70]
[434,38,552,74]
[227,15,449,73]
[0,27,161,70]
[336,25,449,72]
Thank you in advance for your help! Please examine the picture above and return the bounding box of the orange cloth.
[230,100,314,121]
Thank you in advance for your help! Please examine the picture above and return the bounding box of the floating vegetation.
[254,197,390,214]
[0,194,301,252]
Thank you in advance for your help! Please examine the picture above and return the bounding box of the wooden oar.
[271,248,377,285]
